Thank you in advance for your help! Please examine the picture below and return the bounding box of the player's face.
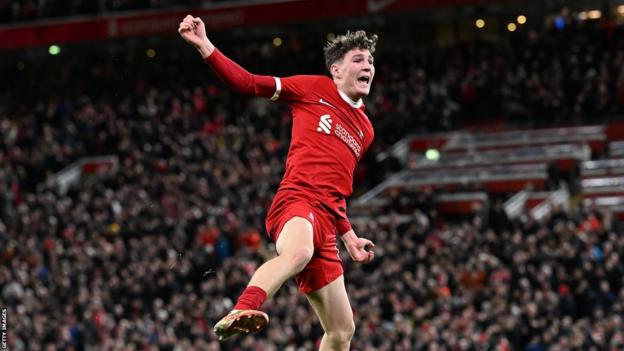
[335,48,375,99]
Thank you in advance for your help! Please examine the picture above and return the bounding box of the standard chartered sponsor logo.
[317,114,332,134]
[316,115,362,157]
[335,124,361,157]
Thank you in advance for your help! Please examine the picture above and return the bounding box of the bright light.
[146,49,156,58]
[588,10,601,19]
[517,15,527,24]
[109,223,120,234]
[475,19,485,29]
[507,23,517,32]
[425,149,440,161]
[273,37,282,47]
[618,5,624,15]
[48,45,60,55]
[326,32,336,41]
[578,11,588,20]
[555,16,565,30]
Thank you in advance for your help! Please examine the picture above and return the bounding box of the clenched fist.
[178,15,214,58]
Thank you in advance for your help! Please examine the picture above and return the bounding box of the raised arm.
[178,15,278,99]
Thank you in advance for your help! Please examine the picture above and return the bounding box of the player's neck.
[337,89,363,108]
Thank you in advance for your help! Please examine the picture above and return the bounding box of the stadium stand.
[2,1,624,350]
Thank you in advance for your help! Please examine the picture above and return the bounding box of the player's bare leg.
[250,216,314,296]
[306,275,355,351]
[214,217,314,340]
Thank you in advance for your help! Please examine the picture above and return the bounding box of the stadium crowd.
[1,17,624,350]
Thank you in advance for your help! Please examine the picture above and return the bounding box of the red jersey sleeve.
[274,75,325,103]
[204,48,278,99]
[204,50,326,103]
[336,217,353,236]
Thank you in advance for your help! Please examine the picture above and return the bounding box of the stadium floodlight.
[425,149,440,161]
[587,10,601,19]
[555,16,565,30]
[48,45,60,55]
[475,19,485,29]
[517,15,526,24]
[507,23,517,32]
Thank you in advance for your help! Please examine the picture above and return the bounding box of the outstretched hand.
[341,230,375,264]
[178,15,213,58]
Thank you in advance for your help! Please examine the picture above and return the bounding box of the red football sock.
[234,286,267,310]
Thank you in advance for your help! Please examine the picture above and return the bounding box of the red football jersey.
[205,49,375,231]
[275,75,374,211]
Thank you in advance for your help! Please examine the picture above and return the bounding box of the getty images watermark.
[1,307,6,350]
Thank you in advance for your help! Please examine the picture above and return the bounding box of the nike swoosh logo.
[319,98,337,109]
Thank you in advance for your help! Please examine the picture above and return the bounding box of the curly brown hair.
[323,30,378,71]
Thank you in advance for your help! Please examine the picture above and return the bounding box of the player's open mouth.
[357,76,370,88]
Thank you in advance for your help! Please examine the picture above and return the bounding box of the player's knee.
[326,322,355,344]
[283,246,313,272]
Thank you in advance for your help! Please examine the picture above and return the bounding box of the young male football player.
[179,15,377,351]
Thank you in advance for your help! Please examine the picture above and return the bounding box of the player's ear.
[330,62,342,79]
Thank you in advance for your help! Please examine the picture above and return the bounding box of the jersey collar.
[338,89,363,108]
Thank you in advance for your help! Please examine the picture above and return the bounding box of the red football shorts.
[265,193,343,294]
